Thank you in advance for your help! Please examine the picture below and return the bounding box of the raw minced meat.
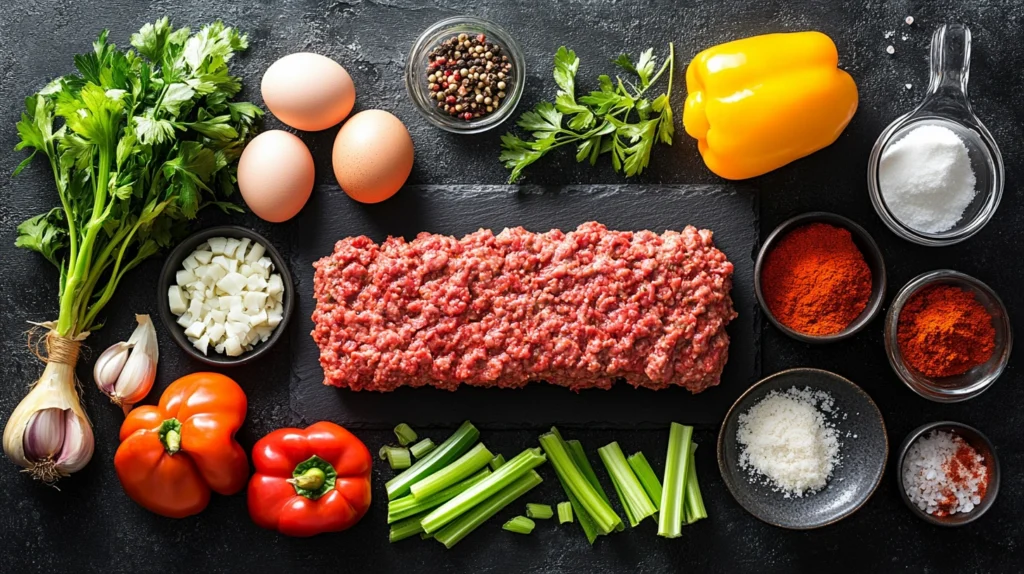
[311,222,736,392]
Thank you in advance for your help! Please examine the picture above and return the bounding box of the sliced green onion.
[657,423,693,538]
[387,447,411,470]
[599,441,657,527]
[421,448,547,534]
[489,453,506,470]
[538,428,621,536]
[410,442,493,500]
[627,451,663,511]
[503,516,536,534]
[525,503,553,519]
[557,501,573,524]
[389,513,426,542]
[567,438,624,533]
[433,470,543,548]
[410,438,436,459]
[394,423,418,446]
[684,444,707,524]
[388,469,491,523]
[386,421,479,500]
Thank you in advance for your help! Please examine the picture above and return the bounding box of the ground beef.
[311,222,736,392]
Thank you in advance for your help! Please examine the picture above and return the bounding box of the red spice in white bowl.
[902,430,989,516]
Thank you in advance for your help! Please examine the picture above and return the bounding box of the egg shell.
[237,130,314,222]
[262,53,356,131]
[332,110,414,204]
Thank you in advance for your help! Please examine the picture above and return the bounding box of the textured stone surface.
[1,0,1022,572]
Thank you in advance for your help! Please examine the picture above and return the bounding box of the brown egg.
[261,53,356,131]
[332,110,414,204]
[237,130,314,222]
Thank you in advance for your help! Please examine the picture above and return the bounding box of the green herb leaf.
[15,208,67,268]
[553,47,579,96]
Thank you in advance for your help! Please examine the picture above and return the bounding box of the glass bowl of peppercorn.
[885,270,1012,402]
[406,16,525,133]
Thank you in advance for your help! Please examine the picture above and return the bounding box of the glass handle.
[919,23,975,118]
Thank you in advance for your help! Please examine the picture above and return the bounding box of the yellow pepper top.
[683,31,859,180]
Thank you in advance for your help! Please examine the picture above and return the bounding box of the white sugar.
[879,124,977,233]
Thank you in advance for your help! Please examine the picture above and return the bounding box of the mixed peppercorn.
[427,33,513,121]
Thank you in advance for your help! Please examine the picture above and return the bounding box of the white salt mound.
[878,124,977,233]
[736,387,841,497]
[902,430,986,516]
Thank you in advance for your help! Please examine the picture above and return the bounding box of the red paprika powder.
[760,223,872,336]
[896,284,995,378]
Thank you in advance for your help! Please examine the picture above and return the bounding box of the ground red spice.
[934,440,989,517]
[760,223,872,336]
[896,284,995,378]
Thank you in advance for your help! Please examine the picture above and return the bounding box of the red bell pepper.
[248,421,372,537]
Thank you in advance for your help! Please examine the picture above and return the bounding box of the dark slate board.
[290,184,759,429]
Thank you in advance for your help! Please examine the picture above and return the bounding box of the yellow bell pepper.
[683,31,858,180]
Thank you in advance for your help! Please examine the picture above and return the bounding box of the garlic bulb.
[94,314,158,409]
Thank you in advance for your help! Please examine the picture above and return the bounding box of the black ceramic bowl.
[157,225,293,367]
[897,421,1000,526]
[754,212,887,343]
[718,368,888,529]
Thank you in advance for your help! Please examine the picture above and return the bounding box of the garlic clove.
[23,408,66,462]
[113,351,156,405]
[94,342,132,395]
[55,409,94,474]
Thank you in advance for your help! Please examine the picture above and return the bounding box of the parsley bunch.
[500,44,674,183]
[13,18,262,336]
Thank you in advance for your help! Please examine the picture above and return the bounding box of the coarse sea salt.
[736,387,842,498]
[902,430,988,516]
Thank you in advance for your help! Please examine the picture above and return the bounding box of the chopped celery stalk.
[389,514,426,542]
[421,448,547,534]
[539,429,622,536]
[388,469,491,523]
[567,437,624,533]
[627,452,663,511]
[557,501,574,524]
[549,452,599,543]
[599,442,656,528]
[685,444,707,524]
[503,516,536,534]
[387,447,411,470]
[410,443,494,500]
[525,503,553,519]
[394,423,418,446]
[386,421,479,500]
[489,453,506,470]
[379,445,391,460]
[657,423,693,538]
[434,470,543,548]
[410,438,436,459]
[420,531,434,540]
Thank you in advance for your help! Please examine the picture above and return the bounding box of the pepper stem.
[290,467,326,491]
[157,418,183,455]
[289,455,338,500]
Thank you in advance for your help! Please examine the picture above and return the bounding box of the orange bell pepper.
[683,31,859,180]
[114,372,248,518]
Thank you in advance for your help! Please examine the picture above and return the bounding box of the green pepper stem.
[290,467,326,491]
[158,418,182,455]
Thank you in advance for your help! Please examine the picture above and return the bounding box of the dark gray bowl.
[718,368,888,529]
[755,212,887,343]
[897,421,999,526]
[157,225,293,367]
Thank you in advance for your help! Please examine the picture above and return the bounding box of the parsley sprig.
[13,18,262,336]
[500,44,674,183]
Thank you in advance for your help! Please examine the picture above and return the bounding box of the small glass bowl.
[405,16,525,134]
[884,270,1011,402]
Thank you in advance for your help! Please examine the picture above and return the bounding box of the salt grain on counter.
[903,431,989,516]
[878,124,977,233]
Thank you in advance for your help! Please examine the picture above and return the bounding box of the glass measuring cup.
[867,24,1003,246]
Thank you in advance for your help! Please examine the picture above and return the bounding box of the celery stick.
[434,470,543,548]
[420,531,434,540]
[410,438,436,459]
[388,469,491,523]
[657,423,693,538]
[503,516,536,534]
[386,421,479,500]
[557,501,573,524]
[549,451,599,543]
[685,444,707,524]
[567,438,624,533]
[525,503,553,519]
[600,442,657,527]
[394,423,418,446]
[627,452,663,510]
[410,443,493,500]
[539,429,622,536]
[421,448,547,534]
[389,513,426,542]
[489,453,506,470]
[387,447,411,470]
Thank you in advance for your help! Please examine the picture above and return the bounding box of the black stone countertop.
[1,1,1021,572]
